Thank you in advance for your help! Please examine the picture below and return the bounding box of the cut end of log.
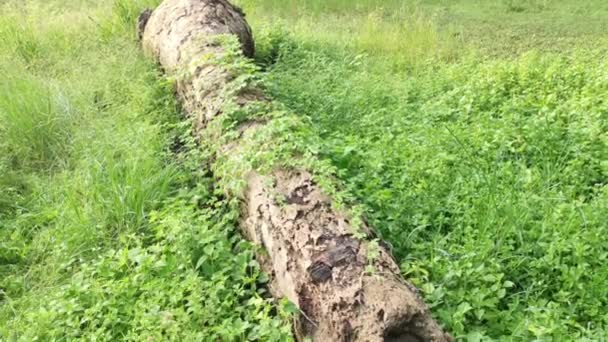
[141,0,254,70]
[140,0,452,340]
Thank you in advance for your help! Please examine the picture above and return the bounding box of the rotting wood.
[140,0,452,340]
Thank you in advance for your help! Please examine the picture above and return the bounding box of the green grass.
[238,0,608,68]
[0,0,291,340]
[238,0,608,340]
[2,0,608,340]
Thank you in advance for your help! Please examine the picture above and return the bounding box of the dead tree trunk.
[140,1,452,341]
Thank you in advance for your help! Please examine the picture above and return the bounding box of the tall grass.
[356,8,460,66]
[0,67,72,169]
[0,0,290,340]
[238,0,462,69]
[0,0,176,298]
[238,0,608,62]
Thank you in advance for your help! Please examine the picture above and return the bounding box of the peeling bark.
[141,1,452,341]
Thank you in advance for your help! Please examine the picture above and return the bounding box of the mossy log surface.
[141,1,452,341]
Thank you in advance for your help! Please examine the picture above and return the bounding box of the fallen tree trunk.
[140,1,452,341]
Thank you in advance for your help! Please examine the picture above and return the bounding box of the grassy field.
[0,0,290,340]
[239,0,608,67]
[1,0,607,341]
[235,0,608,340]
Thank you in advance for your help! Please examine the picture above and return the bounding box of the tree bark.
[141,1,452,341]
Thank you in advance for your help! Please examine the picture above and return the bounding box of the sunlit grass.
[237,0,608,64]
[239,1,461,69]
[0,0,290,340]
[242,0,608,339]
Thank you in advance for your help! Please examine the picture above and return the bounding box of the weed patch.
[253,26,608,340]
[0,0,291,340]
